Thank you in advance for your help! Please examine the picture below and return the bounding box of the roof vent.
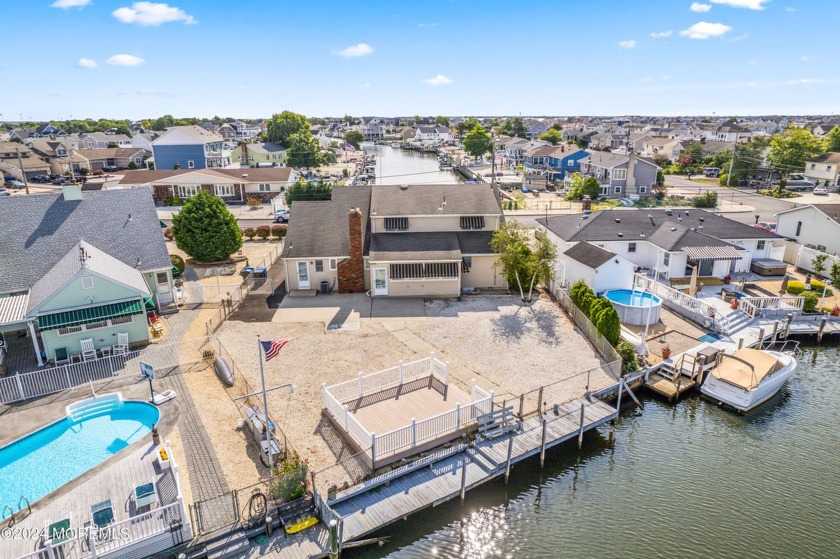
[615,218,621,223]
[699,217,705,222]
[400,185,408,190]
[699,225,704,230]
[670,227,677,231]
[617,232,624,237]
[640,233,645,238]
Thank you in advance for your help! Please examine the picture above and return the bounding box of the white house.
[775,204,840,257]
[415,126,451,144]
[556,241,635,293]
[804,153,840,187]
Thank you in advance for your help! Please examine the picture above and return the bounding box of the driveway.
[273,293,426,326]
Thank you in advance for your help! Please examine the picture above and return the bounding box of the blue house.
[151,125,233,170]
[523,145,588,180]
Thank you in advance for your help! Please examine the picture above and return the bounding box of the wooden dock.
[330,396,617,542]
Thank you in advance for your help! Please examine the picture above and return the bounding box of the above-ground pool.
[0,394,159,513]
[603,289,662,325]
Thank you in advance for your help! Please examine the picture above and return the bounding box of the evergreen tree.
[172,190,243,262]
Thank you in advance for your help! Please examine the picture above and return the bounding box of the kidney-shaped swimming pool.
[0,394,159,513]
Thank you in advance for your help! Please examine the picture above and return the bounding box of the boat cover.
[710,348,782,390]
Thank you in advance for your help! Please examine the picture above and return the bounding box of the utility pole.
[15,146,30,195]
[726,143,736,187]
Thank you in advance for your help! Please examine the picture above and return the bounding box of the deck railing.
[633,274,731,334]
[324,354,448,404]
[739,296,804,318]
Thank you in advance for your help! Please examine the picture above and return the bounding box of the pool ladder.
[1,497,32,526]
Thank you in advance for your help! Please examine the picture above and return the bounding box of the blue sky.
[4,0,839,119]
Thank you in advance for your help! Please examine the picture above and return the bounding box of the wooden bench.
[476,407,517,440]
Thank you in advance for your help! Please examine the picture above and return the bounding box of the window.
[157,272,168,284]
[215,184,235,197]
[663,252,670,266]
[628,242,637,253]
[613,168,627,180]
[178,185,199,198]
[639,186,648,194]
[135,157,143,164]
[811,164,816,170]
[828,166,833,171]
[600,186,609,196]
[187,160,195,169]
[757,241,766,250]
[614,185,622,194]
[258,183,271,192]
[315,260,324,272]
[461,256,473,273]
[460,216,485,230]
[58,325,83,336]
[568,160,574,167]
[796,221,802,236]
[384,217,409,231]
[81,276,94,289]
[390,262,459,280]
[329,259,337,270]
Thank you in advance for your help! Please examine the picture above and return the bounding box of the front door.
[156,272,173,304]
[699,259,714,276]
[372,267,388,296]
[297,261,310,290]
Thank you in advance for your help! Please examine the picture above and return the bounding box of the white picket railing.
[323,386,371,449]
[634,274,731,334]
[740,296,804,318]
[325,354,448,404]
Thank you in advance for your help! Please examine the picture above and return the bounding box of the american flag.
[344,143,356,152]
[260,339,289,361]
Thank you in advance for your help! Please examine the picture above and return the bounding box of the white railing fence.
[633,274,731,334]
[740,296,805,318]
[324,354,448,404]
[795,246,839,275]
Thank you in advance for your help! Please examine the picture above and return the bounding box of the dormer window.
[384,217,409,231]
[460,216,485,230]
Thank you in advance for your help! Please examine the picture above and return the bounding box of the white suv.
[273,209,290,223]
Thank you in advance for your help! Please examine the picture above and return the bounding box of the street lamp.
[754,214,760,225]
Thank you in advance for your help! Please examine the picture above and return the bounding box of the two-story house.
[281,184,503,297]
[577,151,660,198]
[217,121,261,142]
[233,142,287,167]
[523,145,588,180]
[0,185,175,367]
[713,124,752,143]
[804,153,840,187]
[641,138,686,161]
[361,117,385,140]
[414,126,451,144]
[0,141,51,180]
[151,125,233,170]
[775,204,840,257]
[79,133,133,149]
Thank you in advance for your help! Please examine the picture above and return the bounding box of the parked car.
[773,174,816,191]
[0,188,11,197]
[32,174,50,183]
[3,179,25,189]
[703,167,720,178]
[813,185,829,196]
[48,174,62,181]
[754,221,777,232]
[102,165,119,172]
[273,209,290,223]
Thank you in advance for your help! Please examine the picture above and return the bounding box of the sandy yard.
[214,294,608,477]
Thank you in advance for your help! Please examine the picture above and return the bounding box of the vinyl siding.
[152,144,207,171]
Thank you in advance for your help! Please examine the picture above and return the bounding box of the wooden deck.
[331,396,618,543]
[645,374,696,400]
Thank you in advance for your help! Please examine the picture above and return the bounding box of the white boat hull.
[700,351,797,412]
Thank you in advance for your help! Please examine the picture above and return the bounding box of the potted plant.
[661,344,672,360]
[833,305,840,317]
[730,298,740,310]
[158,447,171,470]
[723,274,732,285]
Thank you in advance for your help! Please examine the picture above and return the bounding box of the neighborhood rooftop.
[370,183,501,216]
[118,167,294,184]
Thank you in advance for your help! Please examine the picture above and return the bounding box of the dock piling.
[738,337,744,349]
[613,381,623,425]
[577,404,586,449]
[757,328,765,349]
[784,313,794,338]
[505,437,514,483]
[329,519,339,559]
[460,457,468,502]
[818,315,828,342]
[540,419,547,468]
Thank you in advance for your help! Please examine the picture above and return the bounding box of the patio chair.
[90,499,115,540]
[54,347,70,366]
[45,513,74,552]
[80,338,97,361]
[113,332,129,356]
[133,479,159,511]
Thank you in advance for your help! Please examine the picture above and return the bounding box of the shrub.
[246,196,261,207]
[243,227,256,240]
[588,297,612,323]
[271,224,287,239]
[617,341,639,374]
[692,190,717,208]
[169,254,185,277]
[268,452,309,503]
[758,189,799,199]
[163,227,174,240]
[718,173,728,186]
[92,169,104,176]
[569,280,595,315]
[831,262,840,290]
[812,253,829,276]
[594,304,621,346]
[127,161,137,170]
[172,190,243,262]
[786,281,805,295]
[79,167,89,176]
[255,225,271,239]
[808,279,832,295]
[802,291,818,313]
[168,196,182,206]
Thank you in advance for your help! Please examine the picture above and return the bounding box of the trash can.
[320,280,329,294]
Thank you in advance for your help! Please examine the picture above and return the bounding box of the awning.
[0,292,29,326]
[38,299,145,331]
[683,246,745,261]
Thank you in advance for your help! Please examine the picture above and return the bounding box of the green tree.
[435,116,450,127]
[115,125,131,136]
[569,280,595,316]
[455,117,482,138]
[684,143,707,165]
[565,174,600,200]
[539,129,563,146]
[825,126,840,152]
[768,125,826,178]
[500,117,527,138]
[286,131,323,168]
[594,304,621,346]
[829,261,840,290]
[812,253,828,276]
[265,111,310,147]
[575,137,590,149]
[490,222,557,302]
[550,122,562,131]
[285,181,332,206]
[463,126,493,159]
[152,114,175,131]
[172,190,242,262]
[344,130,364,149]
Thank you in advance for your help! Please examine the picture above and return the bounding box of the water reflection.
[363,143,462,185]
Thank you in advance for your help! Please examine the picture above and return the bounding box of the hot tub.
[603,289,662,325]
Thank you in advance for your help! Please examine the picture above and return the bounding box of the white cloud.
[136,88,173,97]
[710,0,769,9]
[618,40,637,49]
[800,55,809,61]
[785,6,796,12]
[786,78,822,85]
[360,82,372,89]
[748,58,759,64]
[729,33,749,42]
[76,57,97,69]
[417,22,438,28]
[332,43,374,58]
[650,30,673,38]
[106,54,145,66]
[112,2,196,26]
[425,74,452,86]
[690,3,713,12]
[51,0,91,8]
[679,21,732,39]
[639,77,655,83]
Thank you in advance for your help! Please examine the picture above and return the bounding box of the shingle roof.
[370,184,501,216]
[151,125,224,145]
[370,232,462,261]
[812,204,840,224]
[563,242,616,268]
[119,167,293,184]
[75,147,146,160]
[0,189,172,293]
[809,152,840,165]
[537,209,776,250]
[281,186,372,259]
[580,151,630,169]
[456,231,495,254]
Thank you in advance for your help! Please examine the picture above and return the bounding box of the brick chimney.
[337,207,365,293]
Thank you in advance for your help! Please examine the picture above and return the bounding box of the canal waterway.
[363,143,462,185]
[350,344,840,559]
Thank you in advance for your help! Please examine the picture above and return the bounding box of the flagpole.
[258,335,274,471]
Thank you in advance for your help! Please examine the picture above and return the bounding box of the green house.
[233,142,287,167]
